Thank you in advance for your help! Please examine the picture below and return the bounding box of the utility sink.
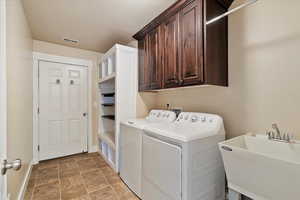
[219,134,300,200]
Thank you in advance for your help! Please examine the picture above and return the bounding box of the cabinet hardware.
[221,146,232,152]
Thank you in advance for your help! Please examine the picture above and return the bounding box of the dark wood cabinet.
[179,0,203,86]
[138,39,150,91]
[147,27,162,89]
[134,0,232,91]
[161,14,180,88]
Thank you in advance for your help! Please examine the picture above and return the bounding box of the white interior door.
[39,61,88,161]
[0,0,7,198]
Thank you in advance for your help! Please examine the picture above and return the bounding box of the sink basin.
[219,134,300,200]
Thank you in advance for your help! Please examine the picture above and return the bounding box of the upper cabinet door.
[138,39,151,91]
[147,27,162,90]
[179,0,204,86]
[162,14,180,88]
[134,0,229,91]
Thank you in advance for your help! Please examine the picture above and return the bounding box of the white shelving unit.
[98,44,137,172]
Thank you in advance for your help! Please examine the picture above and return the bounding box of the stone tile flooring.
[24,152,139,200]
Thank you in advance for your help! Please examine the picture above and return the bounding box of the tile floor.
[24,152,139,200]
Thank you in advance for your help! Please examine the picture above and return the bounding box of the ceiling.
[22,0,176,52]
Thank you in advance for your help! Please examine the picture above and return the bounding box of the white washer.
[119,110,177,198]
[142,112,226,200]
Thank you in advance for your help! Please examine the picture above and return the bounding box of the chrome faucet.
[272,123,281,140]
[266,123,294,143]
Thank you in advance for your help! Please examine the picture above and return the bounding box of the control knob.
[191,116,198,122]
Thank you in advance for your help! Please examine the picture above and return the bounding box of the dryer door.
[119,123,142,198]
[142,134,182,200]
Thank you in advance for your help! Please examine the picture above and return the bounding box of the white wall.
[155,0,300,139]
[126,40,158,117]
[33,40,103,145]
[6,0,33,199]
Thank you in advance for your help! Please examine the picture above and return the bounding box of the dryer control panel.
[146,110,177,122]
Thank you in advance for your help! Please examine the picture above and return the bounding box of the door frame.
[0,0,7,198]
[32,52,94,164]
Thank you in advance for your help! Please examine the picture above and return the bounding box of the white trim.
[90,145,99,153]
[17,161,33,200]
[0,0,7,199]
[33,52,94,163]
[98,149,116,171]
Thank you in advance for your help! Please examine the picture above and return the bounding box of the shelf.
[98,149,116,171]
[102,103,115,107]
[102,115,115,120]
[102,93,115,97]
[99,73,116,83]
[98,132,115,150]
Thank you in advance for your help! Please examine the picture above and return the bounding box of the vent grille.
[63,38,79,44]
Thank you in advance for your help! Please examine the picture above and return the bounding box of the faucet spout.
[267,123,294,143]
[272,123,281,139]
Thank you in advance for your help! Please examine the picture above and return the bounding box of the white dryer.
[119,109,177,198]
[142,112,226,200]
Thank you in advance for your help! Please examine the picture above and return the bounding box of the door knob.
[1,159,22,175]
[83,113,88,117]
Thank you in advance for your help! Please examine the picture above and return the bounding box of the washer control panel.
[146,110,177,122]
[175,112,220,125]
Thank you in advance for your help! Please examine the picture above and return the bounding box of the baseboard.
[17,160,33,200]
[32,158,39,165]
[89,145,99,153]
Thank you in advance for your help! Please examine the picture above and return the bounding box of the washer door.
[142,134,182,200]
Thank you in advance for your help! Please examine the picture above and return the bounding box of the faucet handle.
[286,133,291,142]
[277,132,282,140]
[289,133,295,142]
[266,131,272,139]
[282,133,286,140]
[271,131,275,139]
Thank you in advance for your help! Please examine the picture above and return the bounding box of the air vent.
[63,38,79,44]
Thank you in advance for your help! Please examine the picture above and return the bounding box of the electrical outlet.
[166,104,171,110]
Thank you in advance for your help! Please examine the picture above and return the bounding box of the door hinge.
[37,107,40,114]
[37,145,40,151]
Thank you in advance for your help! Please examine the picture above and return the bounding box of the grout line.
[101,169,120,200]
[76,158,92,199]
[25,153,134,200]
[58,164,62,200]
